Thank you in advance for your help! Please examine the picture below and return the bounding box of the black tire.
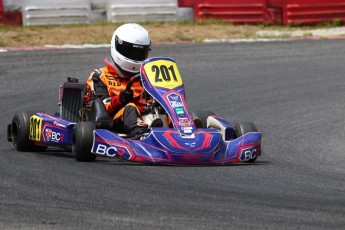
[233,122,258,138]
[190,110,215,128]
[233,122,258,163]
[10,111,47,151]
[73,122,96,162]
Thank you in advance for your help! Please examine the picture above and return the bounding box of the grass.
[0,20,344,47]
[0,41,8,47]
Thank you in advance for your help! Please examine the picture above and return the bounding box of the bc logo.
[45,128,64,143]
[240,147,257,162]
[93,143,129,158]
[94,144,118,157]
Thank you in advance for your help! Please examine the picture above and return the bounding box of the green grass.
[0,41,8,47]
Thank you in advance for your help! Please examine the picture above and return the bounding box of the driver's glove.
[119,89,133,105]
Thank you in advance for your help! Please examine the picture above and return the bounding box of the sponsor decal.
[240,147,257,162]
[179,118,190,127]
[133,45,143,49]
[183,129,193,134]
[179,118,193,134]
[93,143,129,158]
[175,107,185,115]
[169,95,179,100]
[94,144,118,157]
[170,101,184,108]
[53,121,67,128]
[185,142,196,148]
[167,93,184,109]
[106,76,117,81]
[44,128,64,143]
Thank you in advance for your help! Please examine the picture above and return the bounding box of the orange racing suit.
[86,56,147,135]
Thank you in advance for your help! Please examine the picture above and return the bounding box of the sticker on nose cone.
[240,147,257,162]
[143,59,183,89]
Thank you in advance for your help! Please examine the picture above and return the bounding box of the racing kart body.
[7,57,261,164]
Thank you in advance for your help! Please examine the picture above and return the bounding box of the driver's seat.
[88,99,113,129]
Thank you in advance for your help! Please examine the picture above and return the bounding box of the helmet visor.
[115,36,150,61]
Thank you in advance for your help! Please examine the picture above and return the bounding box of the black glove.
[119,89,133,105]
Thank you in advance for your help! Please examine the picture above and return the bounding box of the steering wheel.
[126,73,141,91]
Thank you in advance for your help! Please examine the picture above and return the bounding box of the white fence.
[19,0,190,26]
[107,0,178,22]
[22,0,91,26]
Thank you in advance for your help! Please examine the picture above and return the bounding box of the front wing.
[91,128,261,165]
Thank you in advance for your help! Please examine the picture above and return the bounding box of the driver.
[86,23,155,137]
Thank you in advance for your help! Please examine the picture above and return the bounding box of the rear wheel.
[10,111,47,151]
[190,110,215,128]
[73,122,96,162]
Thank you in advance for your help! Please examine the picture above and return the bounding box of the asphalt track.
[1,40,345,229]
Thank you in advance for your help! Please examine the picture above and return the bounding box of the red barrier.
[267,0,284,7]
[283,0,345,25]
[194,0,272,24]
[2,12,22,25]
[0,0,22,26]
[178,0,194,7]
[0,0,4,23]
[193,0,345,25]
[265,0,284,23]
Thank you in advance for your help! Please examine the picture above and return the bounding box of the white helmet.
[110,23,151,74]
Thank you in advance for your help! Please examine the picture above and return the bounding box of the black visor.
[115,36,150,61]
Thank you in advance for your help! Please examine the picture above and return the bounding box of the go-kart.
[7,57,261,164]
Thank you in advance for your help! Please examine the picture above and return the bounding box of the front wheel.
[233,122,258,138]
[10,111,47,151]
[233,122,258,163]
[190,110,215,128]
[73,122,97,162]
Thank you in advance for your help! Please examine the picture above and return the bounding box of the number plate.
[143,59,183,89]
[29,115,42,141]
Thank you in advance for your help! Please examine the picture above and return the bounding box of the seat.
[60,78,86,122]
[88,98,113,129]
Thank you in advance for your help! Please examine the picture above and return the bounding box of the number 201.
[152,65,178,82]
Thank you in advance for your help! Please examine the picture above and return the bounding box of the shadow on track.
[9,146,271,167]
